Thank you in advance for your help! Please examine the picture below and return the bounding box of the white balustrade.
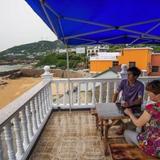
[52,76,159,109]
[0,64,159,160]
[0,66,53,160]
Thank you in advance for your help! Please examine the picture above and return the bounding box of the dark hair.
[146,80,160,95]
[127,67,141,77]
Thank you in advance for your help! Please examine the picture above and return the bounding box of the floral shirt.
[137,102,160,158]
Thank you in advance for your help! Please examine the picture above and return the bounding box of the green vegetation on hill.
[0,40,65,55]
[36,53,87,69]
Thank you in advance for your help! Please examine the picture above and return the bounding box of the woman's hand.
[124,108,132,116]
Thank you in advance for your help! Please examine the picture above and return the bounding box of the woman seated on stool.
[124,80,160,158]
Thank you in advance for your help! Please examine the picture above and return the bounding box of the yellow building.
[89,48,152,74]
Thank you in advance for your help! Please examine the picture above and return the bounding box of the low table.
[96,103,128,155]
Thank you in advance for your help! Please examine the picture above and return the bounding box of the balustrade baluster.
[20,109,30,148]
[63,82,66,106]
[43,87,48,112]
[42,90,47,115]
[56,82,59,106]
[40,91,45,117]
[92,81,96,105]
[85,82,88,105]
[34,96,41,127]
[46,85,50,109]
[26,105,33,140]
[49,83,53,108]
[99,81,103,103]
[13,116,24,158]
[37,93,43,123]
[70,82,73,106]
[4,123,16,160]
[30,100,38,133]
[113,81,118,93]
[77,82,81,106]
[106,81,111,103]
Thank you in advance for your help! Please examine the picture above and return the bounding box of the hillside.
[0,40,65,56]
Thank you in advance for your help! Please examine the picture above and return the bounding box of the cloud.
[0,0,57,51]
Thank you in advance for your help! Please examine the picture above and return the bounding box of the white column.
[113,81,118,93]
[77,82,81,106]
[46,86,50,110]
[30,100,38,133]
[42,89,47,114]
[85,82,88,105]
[63,82,66,106]
[92,81,96,104]
[34,96,41,127]
[13,116,24,158]
[43,87,48,111]
[0,134,3,160]
[106,81,111,103]
[41,66,53,81]
[48,83,53,108]
[70,82,73,106]
[46,84,51,109]
[20,109,29,148]
[44,87,48,110]
[38,93,43,122]
[4,123,16,160]
[56,82,59,106]
[99,81,103,103]
[40,91,45,117]
[25,105,33,140]
[41,65,53,108]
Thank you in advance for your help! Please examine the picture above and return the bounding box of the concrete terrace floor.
[29,110,156,160]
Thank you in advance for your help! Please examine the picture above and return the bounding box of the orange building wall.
[90,60,113,73]
[118,48,152,74]
[151,54,160,76]
[89,48,153,74]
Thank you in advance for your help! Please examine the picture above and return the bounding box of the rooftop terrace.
[0,66,159,160]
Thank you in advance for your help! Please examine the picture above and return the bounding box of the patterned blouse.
[137,102,160,158]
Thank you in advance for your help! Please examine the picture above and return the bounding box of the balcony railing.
[0,66,159,160]
[0,78,53,160]
[52,76,158,109]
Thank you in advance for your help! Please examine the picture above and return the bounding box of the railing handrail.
[52,76,160,82]
[0,80,51,128]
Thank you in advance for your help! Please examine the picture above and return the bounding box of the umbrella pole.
[66,45,72,113]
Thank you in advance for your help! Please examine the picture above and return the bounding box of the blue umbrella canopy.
[25,0,160,45]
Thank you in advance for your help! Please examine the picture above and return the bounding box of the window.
[129,62,136,67]
[112,61,119,67]
[152,66,159,72]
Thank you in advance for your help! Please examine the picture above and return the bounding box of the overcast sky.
[0,0,57,52]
